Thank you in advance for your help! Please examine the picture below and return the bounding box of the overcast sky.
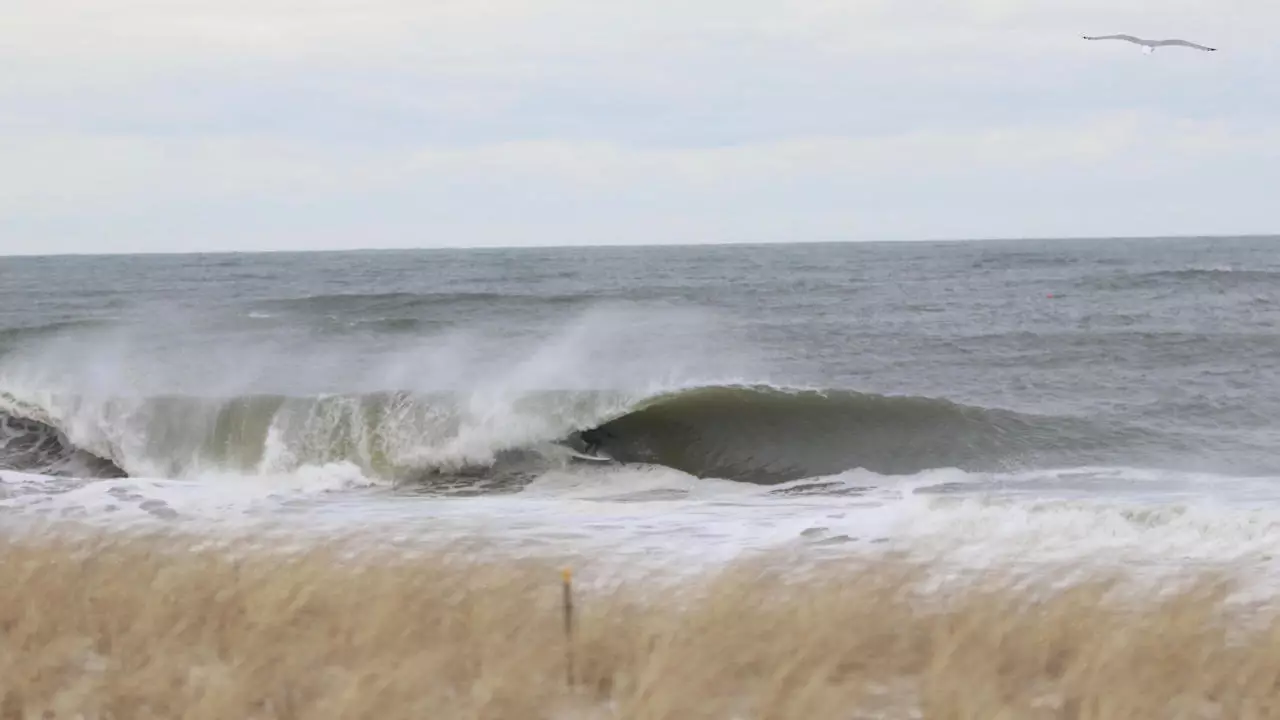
[2,0,1277,255]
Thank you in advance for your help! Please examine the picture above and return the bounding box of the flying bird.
[1082,34,1217,54]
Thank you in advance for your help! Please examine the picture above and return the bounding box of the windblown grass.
[0,528,1276,719]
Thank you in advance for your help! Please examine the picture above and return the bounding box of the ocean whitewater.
[9,239,1280,716]
[3,238,1280,584]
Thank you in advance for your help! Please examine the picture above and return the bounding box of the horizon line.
[5,232,1277,260]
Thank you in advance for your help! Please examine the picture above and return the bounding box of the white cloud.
[6,111,1260,210]
[7,0,1269,68]
[1,0,1278,253]
[3,111,1276,254]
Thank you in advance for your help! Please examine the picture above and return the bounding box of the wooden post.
[562,566,575,687]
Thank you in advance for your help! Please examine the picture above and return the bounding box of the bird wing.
[1082,34,1144,44]
[1150,38,1217,51]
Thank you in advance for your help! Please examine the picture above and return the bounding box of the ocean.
[3,236,1280,578]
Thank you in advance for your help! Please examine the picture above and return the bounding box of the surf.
[0,409,127,478]
[0,382,1169,487]
[582,384,1162,483]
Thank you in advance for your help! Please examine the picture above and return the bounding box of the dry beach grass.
[2,529,1279,719]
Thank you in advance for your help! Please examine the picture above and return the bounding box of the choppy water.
[3,236,1280,577]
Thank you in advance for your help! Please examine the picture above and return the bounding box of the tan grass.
[0,527,1278,719]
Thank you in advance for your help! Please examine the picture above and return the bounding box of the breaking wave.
[0,383,1164,486]
[0,408,126,479]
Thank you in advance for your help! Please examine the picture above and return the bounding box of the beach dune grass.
[0,530,1276,719]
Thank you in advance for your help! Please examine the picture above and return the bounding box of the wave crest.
[591,385,1143,483]
[0,383,1157,485]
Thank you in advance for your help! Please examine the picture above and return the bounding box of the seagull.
[1082,34,1217,54]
